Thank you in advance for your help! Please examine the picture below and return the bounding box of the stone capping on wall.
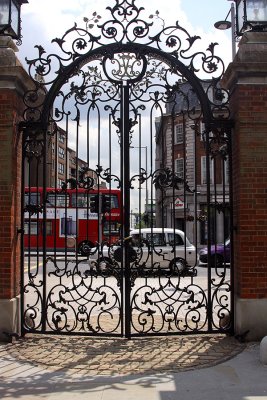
[222,32,267,91]
[0,37,35,96]
[0,65,35,97]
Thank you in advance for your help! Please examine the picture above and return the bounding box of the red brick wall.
[0,89,22,299]
[231,84,267,299]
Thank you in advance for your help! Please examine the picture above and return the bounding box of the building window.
[59,133,65,143]
[175,158,184,179]
[58,146,65,159]
[58,163,64,175]
[70,167,76,177]
[200,122,206,141]
[201,156,214,184]
[58,178,64,188]
[200,124,214,142]
[52,142,55,154]
[175,124,183,144]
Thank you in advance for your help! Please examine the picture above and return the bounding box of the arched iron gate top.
[21,0,232,130]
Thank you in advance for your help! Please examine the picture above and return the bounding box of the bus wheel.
[77,240,95,256]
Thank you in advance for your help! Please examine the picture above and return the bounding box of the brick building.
[25,125,98,189]
[155,81,230,247]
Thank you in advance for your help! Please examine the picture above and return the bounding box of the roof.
[165,80,211,115]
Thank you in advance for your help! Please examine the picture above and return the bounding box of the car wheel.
[210,254,224,267]
[77,240,94,256]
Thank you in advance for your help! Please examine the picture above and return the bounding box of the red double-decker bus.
[24,187,121,254]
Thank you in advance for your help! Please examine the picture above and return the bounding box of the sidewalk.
[0,334,266,400]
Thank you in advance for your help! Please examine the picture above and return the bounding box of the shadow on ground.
[0,334,245,375]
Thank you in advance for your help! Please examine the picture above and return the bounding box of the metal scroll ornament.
[22,0,230,125]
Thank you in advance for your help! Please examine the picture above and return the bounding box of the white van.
[129,228,196,273]
[88,228,196,275]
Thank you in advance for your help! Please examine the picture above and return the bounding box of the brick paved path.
[0,335,245,376]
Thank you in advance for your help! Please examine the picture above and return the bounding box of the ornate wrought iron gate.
[20,0,234,337]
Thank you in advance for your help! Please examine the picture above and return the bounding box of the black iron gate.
[20,0,233,337]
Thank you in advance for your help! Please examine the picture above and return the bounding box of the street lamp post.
[214,2,236,60]
[130,145,148,213]
[0,0,28,41]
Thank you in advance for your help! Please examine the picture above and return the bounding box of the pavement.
[0,334,266,400]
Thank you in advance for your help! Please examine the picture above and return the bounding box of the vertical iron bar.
[53,129,58,261]
[121,82,131,339]
[205,126,212,332]
[119,86,124,338]
[193,123,198,266]
[42,126,47,333]
[20,130,26,335]
[64,116,69,268]
[228,129,235,334]
[171,112,175,229]
[97,106,102,245]
[182,112,187,264]
[160,112,165,228]
[138,114,142,230]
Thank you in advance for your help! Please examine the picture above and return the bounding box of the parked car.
[198,238,230,267]
[88,228,196,276]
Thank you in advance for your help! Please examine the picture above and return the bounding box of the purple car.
[198,238,230,267]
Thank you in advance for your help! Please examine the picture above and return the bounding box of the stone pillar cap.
[0,37,18,52]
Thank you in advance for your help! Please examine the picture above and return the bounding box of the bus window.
[25,192,40,206]
[106,194,119,209]
[24,220,53,235]
[103,221,120,235]
[71,193,89,208]
[45,221,53,236]
[24,220,39,235]
[72,193,118,209]
[46,193,69,207]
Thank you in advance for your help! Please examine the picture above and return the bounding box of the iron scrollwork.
[22,0,230,124]
[22,0,233,337]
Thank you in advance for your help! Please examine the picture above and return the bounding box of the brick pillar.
[222,32,267,340]
[0,37,33,341]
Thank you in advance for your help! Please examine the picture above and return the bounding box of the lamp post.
[130,145,148,213]
[0,0,28,42]
[234,0,267,36]
[214,2,236,60]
